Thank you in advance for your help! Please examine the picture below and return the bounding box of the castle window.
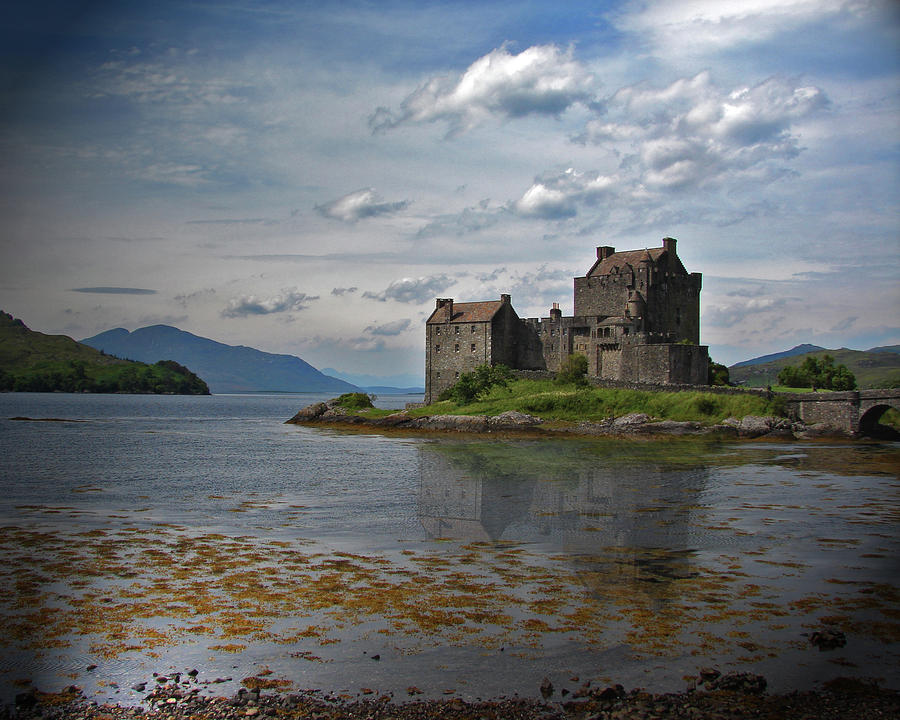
[471,343,476,352]
[436,327,441,335]
[436,344,441,352]
[455,371,459,378]
[454,343,460,352]
[471,325,476,333]
[455,326,460,334]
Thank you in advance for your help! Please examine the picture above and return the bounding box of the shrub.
[777,355,856,391]
[555,354,588,387]
[439,364,512,405]
[335,392,374,410]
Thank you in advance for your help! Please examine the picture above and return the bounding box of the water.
[0,392,897,706]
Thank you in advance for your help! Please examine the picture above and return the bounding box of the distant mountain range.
[729,344,900,389]
[82,325,358,394]
[321,368,424,394]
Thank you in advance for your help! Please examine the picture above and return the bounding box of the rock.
[372,412,411,427]
[711,672,767,694]
[738,416,777,438]
[131,683,146,692]
[488,410,542,429]
[286,402,328,423]
[641,420,703,435]
[613,413,651,428]
[810,628,847,650]
[540,677,554,699]
[418,414,490,432]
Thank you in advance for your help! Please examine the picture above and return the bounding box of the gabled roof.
[426,300,506,324]
[587,247,667,277]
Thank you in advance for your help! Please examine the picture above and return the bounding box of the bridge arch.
[858,403,899,437]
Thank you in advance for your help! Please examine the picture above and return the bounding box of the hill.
[82,325,358,394]
[0,311,209,394]
[321,367,424,395]
[729,346,900,389]
[730,344,825,369]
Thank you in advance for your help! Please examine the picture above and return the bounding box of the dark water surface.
[0,392,898,706]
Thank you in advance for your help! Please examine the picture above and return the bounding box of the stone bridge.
[782,388,900,436]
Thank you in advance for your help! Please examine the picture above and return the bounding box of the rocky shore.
[287,399,845,440]
[8,673,898,720]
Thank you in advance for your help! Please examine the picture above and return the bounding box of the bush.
[555,354,588,387]
[335,392,375,410]
[777,355,856,391]
[439,364,512,405]
[708,360,730,386]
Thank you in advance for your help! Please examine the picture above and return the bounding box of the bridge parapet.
[781,389,900,435]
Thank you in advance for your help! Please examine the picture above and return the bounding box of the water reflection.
[418,438,708,551]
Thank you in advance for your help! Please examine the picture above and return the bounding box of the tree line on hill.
[0,358,209,394]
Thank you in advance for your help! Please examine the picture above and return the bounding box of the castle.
[425,237,708,403]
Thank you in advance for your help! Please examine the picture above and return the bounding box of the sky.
[1,0,898,384]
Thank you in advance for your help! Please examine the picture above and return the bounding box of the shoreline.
[287,400,859,441]
[10,674,899,719]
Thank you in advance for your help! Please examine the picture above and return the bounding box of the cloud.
[331,286,358,296]
[577,72,827,192]
[617,0,868,56]
[703,296,789,328]
[315,188,410,223]
[363,275,454,304]
[70,287,157,295]
[364,319,412,336]
[369,43,598,136]
[222,289,319,318]
[415,200,506,238]
[514,167,617,219]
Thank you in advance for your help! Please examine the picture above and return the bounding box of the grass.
[393,379,780,425]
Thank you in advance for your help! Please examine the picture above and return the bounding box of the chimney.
[500,294,511,304]
[597,246,615,261]
[662,237,676,254]
[550,302,562,321]
[435,298,453,316]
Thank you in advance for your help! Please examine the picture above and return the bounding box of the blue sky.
[1,0,898,382]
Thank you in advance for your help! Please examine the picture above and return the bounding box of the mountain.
[729,345,900,389]
[0,311,209,394]
[321,367,424,394]
[730,344,825,368]
[81,325,357,394]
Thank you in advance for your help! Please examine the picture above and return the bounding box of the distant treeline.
[0,358,210,395]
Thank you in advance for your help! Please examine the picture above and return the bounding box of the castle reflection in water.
[416,439,710,591]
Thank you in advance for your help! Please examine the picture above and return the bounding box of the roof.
[426,300,505,324]
[587,247,667,277]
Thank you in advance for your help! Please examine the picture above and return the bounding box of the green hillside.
[729,347,900,389]
[0,311,209,394]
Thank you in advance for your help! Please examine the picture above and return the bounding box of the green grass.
[402,378,780,425]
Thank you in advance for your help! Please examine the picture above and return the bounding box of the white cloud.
[222,289,319,318]
[617,0,868,55]
[578,72,827,192]
[363,275,455,304]
[365,319,412,336]
[316,188,411,223]
[514,167,618,218]
[369,43,598,135]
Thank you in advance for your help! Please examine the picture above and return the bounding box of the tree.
[708,359,730,386]
[555,354,588,386]
[777,354,856,391]
[439,364,513,404]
